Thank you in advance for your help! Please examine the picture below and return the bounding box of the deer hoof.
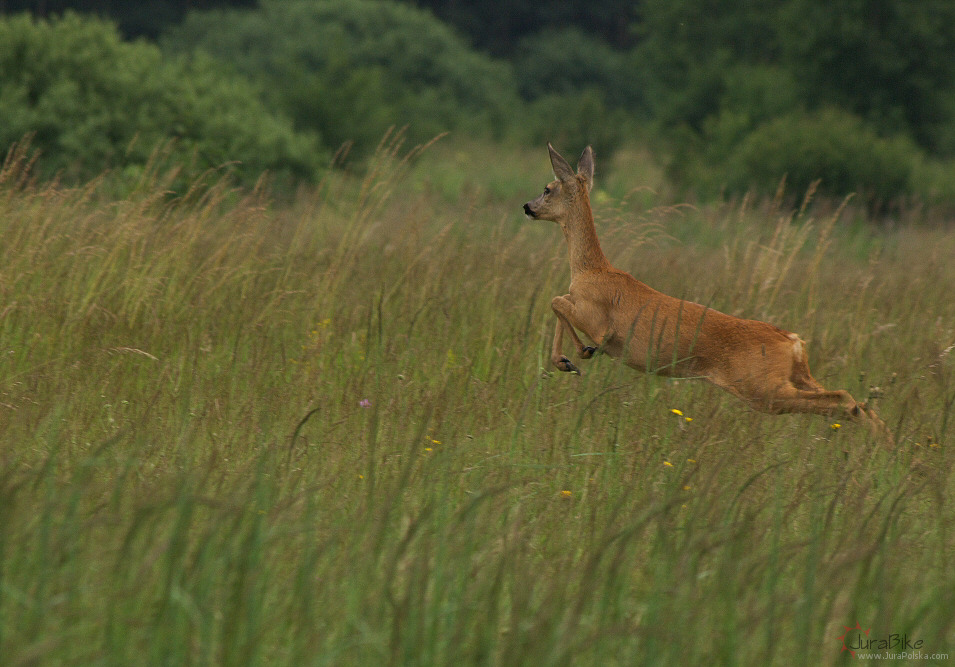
[555,356,580,374]
[580,346,597,359]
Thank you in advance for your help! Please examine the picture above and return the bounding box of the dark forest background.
[3,0,955,205]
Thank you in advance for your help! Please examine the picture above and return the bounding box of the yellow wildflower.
[560,490,572,498]
[671,409,684,416]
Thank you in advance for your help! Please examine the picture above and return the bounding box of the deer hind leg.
[759,385,858,417]
[759,385,891,441]
[786,338,892,441]
[706,345,891,442]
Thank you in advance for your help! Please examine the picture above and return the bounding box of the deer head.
[523,143,594,223]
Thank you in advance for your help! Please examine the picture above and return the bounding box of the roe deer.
[523,143,889,439]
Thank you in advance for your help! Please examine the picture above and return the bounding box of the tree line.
[3,0,955,204]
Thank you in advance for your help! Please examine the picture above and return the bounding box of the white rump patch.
[787,333,806,360]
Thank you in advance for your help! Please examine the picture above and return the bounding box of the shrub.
[163,0,520,154]
[720,108,921,202]
[0,12,323,187]
[520,89,633,162]
[513,27,640,111]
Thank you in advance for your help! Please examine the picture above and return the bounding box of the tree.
[0,1,255,39]
[632,0,955,201]
[632,0,784,134]
[400,0,639,54]
[0,12,323,186]
[778,0,955,153]
[513,27,639,109]
[724,108,919,201]
[163,0,520,153]
[634,0,955,156]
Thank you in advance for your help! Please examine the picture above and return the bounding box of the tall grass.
[1,136,953,665]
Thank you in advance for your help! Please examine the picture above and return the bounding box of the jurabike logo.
[839,622,924,658]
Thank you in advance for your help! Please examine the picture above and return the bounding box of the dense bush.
[5,1,955,205]
[514,27,639,110]
[0,12,323,187]
[720,109,920,202]
[163,0,520,153]
[632,0,955,204]
[521,90,634,163]
[778,0,955,153]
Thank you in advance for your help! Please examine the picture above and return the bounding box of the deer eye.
[543,187,551,195]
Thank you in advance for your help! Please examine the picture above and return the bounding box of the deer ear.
[577,146,595,191]
[548,143,575,181]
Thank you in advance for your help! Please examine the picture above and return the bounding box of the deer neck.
[560,199,610,277]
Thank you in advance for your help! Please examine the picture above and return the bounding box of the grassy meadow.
[1,136,954,665]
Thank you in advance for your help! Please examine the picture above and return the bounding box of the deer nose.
[523,203,535,217]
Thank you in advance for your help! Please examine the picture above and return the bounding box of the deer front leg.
[550,295,601,373]
[551,318,580,373]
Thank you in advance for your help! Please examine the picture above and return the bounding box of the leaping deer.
[523,143,889,439]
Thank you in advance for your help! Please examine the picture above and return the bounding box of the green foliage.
[508,27,645,163]
[667,65,803,189]
[633,0,782,133]
[163,0,520,154]
[683,108,922,203]
[635,0,955,152]
[6,1,955,204]
[514,27,640,110]
[634,0,955,203]
[725,109,920,201]
[778,0,955,153]
[521,89,634,163]
[397,0,640,53]
[0,12,323,188]
[0,0,256,39]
